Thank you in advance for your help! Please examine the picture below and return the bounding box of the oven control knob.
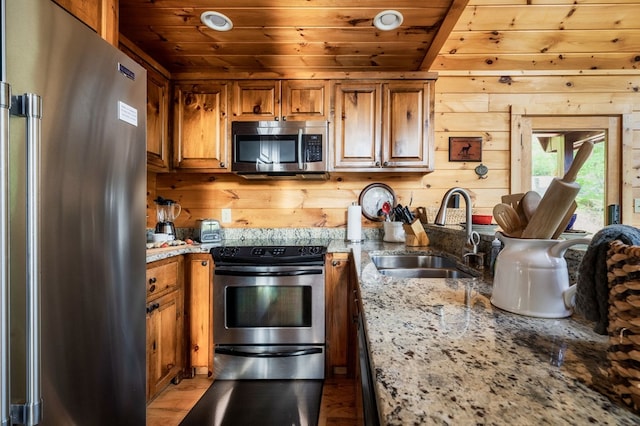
[221,247,239,257]
[301,246,321,255]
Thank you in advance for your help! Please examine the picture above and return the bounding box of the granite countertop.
[146,243,216,263]
[147,230,637,424]
[348,241,640,425]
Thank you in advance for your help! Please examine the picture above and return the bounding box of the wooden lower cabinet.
[325,252,357,378]
[146,256,185,402]
[185,253,215,377]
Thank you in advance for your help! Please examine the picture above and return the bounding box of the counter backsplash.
[163,223,586,281]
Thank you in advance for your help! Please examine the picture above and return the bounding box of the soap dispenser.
[489,235,502,276]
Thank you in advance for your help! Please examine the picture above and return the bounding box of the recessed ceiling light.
[373,10,403,31]
[201,11,233,32]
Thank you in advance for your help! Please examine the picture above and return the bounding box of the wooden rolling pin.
[521,141,594,239]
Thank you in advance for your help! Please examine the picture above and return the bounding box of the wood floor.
[146,375,359,426]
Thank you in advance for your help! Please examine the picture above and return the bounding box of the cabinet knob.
[332,260,340,267]
[219,162,225,168]
[282,116,287,121]
[201,261,208,266]
[149,277,157,284]
[383,161,389,167]
[375,161,380,167]
[146,302,160,313]
[253,105,261,114]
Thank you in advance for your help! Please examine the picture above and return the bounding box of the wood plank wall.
[149,72,640,230]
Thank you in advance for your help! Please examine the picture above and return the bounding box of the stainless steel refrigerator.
[1,0,147,424]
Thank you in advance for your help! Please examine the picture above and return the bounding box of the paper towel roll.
[347,205,362,242]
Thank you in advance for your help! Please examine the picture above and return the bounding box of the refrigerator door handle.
[9,93,43,426]
[0,82,11,426]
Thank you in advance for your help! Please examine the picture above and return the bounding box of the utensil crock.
[491,232,590,318]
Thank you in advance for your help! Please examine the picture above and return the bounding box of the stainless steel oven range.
[211,243,327,380]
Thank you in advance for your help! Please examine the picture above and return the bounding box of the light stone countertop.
[146,231,637,425]
[344,240,640,425]
[146,243,218,263]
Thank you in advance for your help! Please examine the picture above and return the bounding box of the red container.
[472,214,493,225]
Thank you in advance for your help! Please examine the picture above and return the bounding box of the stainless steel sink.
[371,255,474,279]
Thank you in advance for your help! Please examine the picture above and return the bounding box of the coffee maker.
[154,196,181,240]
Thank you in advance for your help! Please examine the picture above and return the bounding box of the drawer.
[147,257,182,300]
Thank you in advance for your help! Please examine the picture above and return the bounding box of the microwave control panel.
[304,135,323,162]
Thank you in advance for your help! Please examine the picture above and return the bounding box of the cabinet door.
[146,256,181,300]
[146,66,170,172]
[147,289,184,402]
[186,254,214,377]
[53,0,116,44]
[325,253,351,377]
[173,83,228,171]
[382,82,434,170]
[232,80,280,121]
[333,83,382,169]
[281,80,329,121]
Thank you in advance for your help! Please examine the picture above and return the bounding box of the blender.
[154,197,181,240]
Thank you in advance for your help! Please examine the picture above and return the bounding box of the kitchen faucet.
[434,187,473,245]
[435,187,485,268]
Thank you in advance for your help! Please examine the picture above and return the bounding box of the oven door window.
[235,135,298,165]
[226,285,312,328]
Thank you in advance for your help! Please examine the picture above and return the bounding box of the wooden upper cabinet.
[119,37,171,172]
[281,80,330,121]
[53,0,117,45]
[232,80,329,122]
[382,82,434,170]
[232,80,280,121]
[173,83,229,171]
[333,80,434,172]
[146,67,170,172]
[333,83,382,169]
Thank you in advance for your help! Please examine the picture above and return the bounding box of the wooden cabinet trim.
[184,253,215,377]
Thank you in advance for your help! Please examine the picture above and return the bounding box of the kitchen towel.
[575,224,640,334]
[347,204,362,242]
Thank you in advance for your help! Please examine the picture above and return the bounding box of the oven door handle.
[215,269,323,277]
[215,347,323,358]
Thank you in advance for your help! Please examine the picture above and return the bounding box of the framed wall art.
[449,137,482,162]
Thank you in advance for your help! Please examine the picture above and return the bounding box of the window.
[531,131,606,233]
[510,115,627,232]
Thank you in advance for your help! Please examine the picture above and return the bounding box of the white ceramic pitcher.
[491,232,590,318]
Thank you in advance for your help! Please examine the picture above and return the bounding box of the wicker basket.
[607,240,640,412]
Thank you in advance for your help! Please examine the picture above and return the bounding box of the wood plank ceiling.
[119,0,640,77]
[118,0,467,77]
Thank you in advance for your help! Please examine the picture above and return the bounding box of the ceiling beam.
[419,0,469,71]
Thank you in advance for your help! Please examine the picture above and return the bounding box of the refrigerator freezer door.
[3,0,147,424]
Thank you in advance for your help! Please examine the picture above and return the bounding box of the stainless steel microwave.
[231,121,329,179]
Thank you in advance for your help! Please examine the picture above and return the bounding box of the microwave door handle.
[297,128,303,169]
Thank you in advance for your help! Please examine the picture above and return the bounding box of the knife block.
[403,219,430,247]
